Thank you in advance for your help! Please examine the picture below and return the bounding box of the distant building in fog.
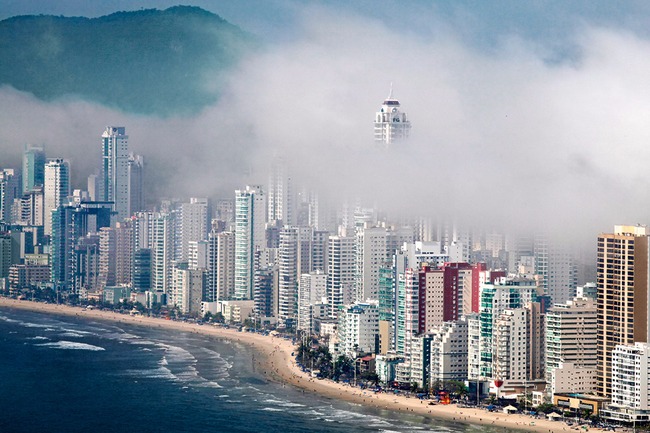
[374,88,411,146]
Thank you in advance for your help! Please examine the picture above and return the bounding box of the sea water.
[0,308,517,433]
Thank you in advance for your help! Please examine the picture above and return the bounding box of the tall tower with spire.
[374,86,411,146]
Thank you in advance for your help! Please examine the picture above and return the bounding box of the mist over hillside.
[0,6,255,115]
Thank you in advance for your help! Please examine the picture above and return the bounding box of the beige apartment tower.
[597,225,650,397]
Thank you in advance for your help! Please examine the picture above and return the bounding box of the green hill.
[0,6,255,115]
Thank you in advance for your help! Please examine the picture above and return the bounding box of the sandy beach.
[0,297,599,433]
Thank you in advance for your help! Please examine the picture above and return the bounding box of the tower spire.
[388,82,393,99]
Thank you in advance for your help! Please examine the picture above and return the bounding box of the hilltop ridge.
[0,6,255,115]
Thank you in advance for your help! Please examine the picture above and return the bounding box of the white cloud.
[2,7,650,244]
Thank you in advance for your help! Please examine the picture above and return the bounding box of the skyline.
[2,2,650,246]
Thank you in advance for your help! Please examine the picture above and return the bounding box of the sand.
[0,297,601,433]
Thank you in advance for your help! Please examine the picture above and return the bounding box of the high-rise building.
[493,303,545,383]
[14,187,44,228]
[207,230,235,302]
[132,248,151,292]
[267,157,294,226]
[73,233,101,295]
[170,262,205,315]
[179,197,209,261]
[101,126,129,219]
[128,153,144,214]
[478,277,539,379]
[534,235,578,305]
[326,234,355,318]
[355,225,387,302]
[429,318,469,384]
[600,342,650,423]
[234,185,266,300]
[545,297,597,392]
[298,271,327,333]
[337,301,379,357]
[50,201,113,292]
[597,225,650,397]
[278,227,299,324]
[395,267,419,359]
[0,169,21,224]
[374,88,411,146]
[43,159,70,236]
[22,146,45,194]
[253,252,276,321]
[98,221,133,289]
[133,211,176,301]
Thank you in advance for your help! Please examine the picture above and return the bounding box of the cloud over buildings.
[1,4,650,244]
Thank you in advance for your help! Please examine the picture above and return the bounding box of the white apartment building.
[207,230,235,302]
[354,225,387,302]
[326,234,355,318]
[180,197,209,261]
[188,240,208,270]
[101,126,129,219]
[337,301,379,358]
[43,159,70,236]
[545,297,597,393]
[298,271,327,333]
[410,334,433,389]
[234,185,266,300]
[550,362,597,396]
[601,342,650,423]
[430,319,469,383]
[493,303,545,384]
[170,264,205,315]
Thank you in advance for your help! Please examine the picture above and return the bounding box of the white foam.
[125,367,176,380]
[36,341,105,351]
[28,336,49,341]
[21,322,53,328]
[260,407,283,412]
[58,331,86,338]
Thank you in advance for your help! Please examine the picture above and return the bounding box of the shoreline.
[0,298,596,433]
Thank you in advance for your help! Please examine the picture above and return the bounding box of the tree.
[360,371,380,386]
[446,380,468,398]
[535,403,555,414]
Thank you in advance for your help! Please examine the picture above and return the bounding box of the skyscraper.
[179,197,209,262]
[267,157,294,226]
[207,230,235,302]
[234,185,266,300]
[22,146,46,194]
[0,169,21,224]
[374,88,411,146]
[50,200,113,292]
[43,159,70,236]
[326,233,355,318]
[128,153,144,214]
[101,126,129,219]
[597,225,650,397]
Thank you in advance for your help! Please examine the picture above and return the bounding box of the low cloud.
[2,6,650,246]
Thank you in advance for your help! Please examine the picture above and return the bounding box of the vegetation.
[0,6,256,115]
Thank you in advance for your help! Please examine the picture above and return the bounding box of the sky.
[2,1,650,246]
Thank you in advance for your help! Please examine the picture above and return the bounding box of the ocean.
[0,308,516,433]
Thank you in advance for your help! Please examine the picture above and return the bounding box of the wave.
[58,331,86,338]
[260,407,283,412]
[124,366,176,380]
[36,341,105,351]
